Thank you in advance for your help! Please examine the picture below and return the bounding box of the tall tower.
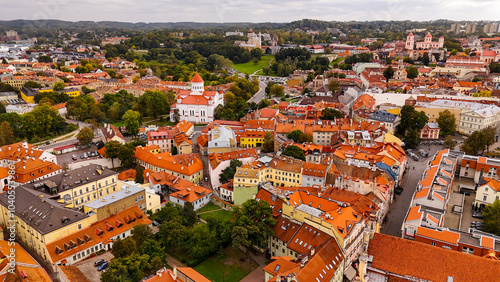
[424,33,432,43]
[405,33,414,50]
[438,36,444,48]
[190,73,204,94]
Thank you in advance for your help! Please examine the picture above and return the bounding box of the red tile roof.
[416,226,460,245]
[368,233,500,282]
[191,73,204,83]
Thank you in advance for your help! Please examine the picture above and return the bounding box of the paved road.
[381,143,445,237]
[248,81,267,104]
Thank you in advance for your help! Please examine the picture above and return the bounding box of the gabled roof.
[287,224,331,255]
[46,206,151,263]
[416,226,460,245]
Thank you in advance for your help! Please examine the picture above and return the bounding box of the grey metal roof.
[83,185,144,209]
[369,110,397,123]
[0,186,88,235]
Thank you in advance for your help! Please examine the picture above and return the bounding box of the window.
[78,224,82,230]
[483,194,488,201]
[431,242,436,246]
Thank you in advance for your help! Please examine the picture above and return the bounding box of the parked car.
[418,149,428,158]
[472,212,484,219]
[94,259,107,267]
[395,186,404,195]
[72,154,77,160]
[471,221,484,226]
[80,155,85,159]
[98,262,109,271]
[204,176,208,182]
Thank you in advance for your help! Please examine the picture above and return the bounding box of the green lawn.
[199,209,233,222]
[195,246,258,282]
[112,121,124,128]
[256,69,279,77]
[330,57,344,66]
[233,55,273,74]
[197,203,221,214]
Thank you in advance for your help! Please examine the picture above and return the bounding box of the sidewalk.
[239,246,267,282]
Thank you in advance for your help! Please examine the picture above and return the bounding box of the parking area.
[56,143,103,169]
[75,251,114,282]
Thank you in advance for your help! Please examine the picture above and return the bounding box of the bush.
[96,249,106,255]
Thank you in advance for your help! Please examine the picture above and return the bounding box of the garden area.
[232,55,274,74]
[194,246,258,282]
[197,203,233,222]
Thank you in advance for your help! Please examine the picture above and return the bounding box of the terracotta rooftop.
[368,233,500,282]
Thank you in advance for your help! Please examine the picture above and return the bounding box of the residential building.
[219,180,234,203]
[460,155,500,182]
[147,128,192,154]
[174,120,194,136]
[474,178,500,208]
[135,146,203,183]
[146,170,212,210]
[0,141,60,186]
[414,226,500,258]
[301,162,327,188]
[368,110,400,134]
[169,73,224,124]
[239,130,266,148]
[101,123,125,144]
[144,266,211,282]
[403,150,459,239]
[57,265,89,282]
[46,206,151,267]
[82,183,161,220]
[0,186,94,266]
[22,164,120,209]
[420,122,440,139]
[361,233,500,282]
[208,148,258,191]
[207,126,237,154]
[264,236,344,282]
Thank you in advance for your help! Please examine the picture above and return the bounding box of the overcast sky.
[0,0,498,23]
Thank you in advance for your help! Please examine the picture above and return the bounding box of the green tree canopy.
[437,110,456,136]
[219,159,243,184]
[321,108,343,120]
[111,237,137,258]
[383,66,394,82]
[459,127,495,155]
[53,81,66,91]
[231,199,276,255]
[0,121,14,146]
[101,253,150,282]
[23,81,41,88]
[76,127,94,146]
[123,110,141,135]
[483,199,500,236]
[104,140,121,168]
[406,66,419,79]
[398,105,429,135]
[282,145,306,161]
[262,132,274,153]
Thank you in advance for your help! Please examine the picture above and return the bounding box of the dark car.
[94,259,107,267]
[98,262,109,271]
[472,212,484,219]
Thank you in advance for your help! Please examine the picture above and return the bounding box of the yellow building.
[240,130,266,148]
[415,107,461,123]
[61,88,81,98]
[0,186,96,264]
[20,87,37,103]
[25,164,121,209]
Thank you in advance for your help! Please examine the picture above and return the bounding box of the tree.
[269,84,285,97]
[282,145,306,161]
[403,128,420,149]
[443,136,456,150]
[383,66,394,82]
[117,143,136,168]
[24,81,41,88]
[398,105,428,135]
[122,110,141,136]
[482,200,500,236]
[187,224,219,259]
[111,237,137,258]
[422,52,430,66]
[104,140,121,168]
[182,202,198,227]
[262,132,274,153]
[171,146,178,155]
[482,126,496,153]
[139,239,166,263]
[135,164,144,184]
[0,121,14,146]
[450,49,458,56]
[0,102,5,114]
[490,62,500,73]
[101,253,150,282]
[141,91,170,120]
[406,66,419,79]
[437,110,457,136]
[328,79,341,93]
[286,130,313,143]
[231,199,276,256]
[77,127,94,146]
[321,108,343,120]
[53,81,66,91]
[460,131,487,156]
[158,219,188,249]
[219,159,243,184]
[131,224,152,248]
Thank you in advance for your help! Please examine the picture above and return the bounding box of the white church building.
[170,73,224,124]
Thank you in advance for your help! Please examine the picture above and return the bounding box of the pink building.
[420,123,440,140]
